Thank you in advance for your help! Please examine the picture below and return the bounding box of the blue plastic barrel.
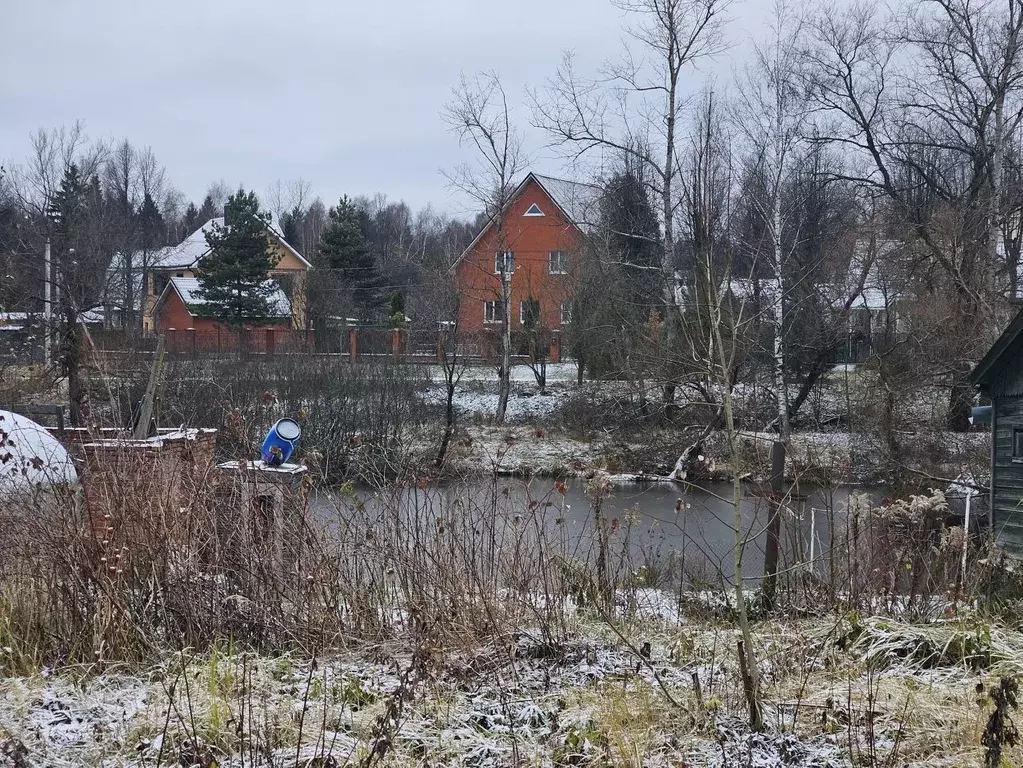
[260,418,302,465]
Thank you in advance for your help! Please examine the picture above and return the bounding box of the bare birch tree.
[681,92,764,731]
[443,71,526,423]
[731,0,811,609]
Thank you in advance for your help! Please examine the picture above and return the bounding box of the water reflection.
[312,478,879,586]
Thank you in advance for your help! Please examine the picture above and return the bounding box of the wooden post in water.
[762,439,784,611]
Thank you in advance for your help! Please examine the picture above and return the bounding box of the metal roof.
[162,276,292,318]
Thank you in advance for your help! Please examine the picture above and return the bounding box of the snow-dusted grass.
[0,605,1013,766]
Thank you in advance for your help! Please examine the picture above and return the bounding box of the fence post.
[551,331,561,364]
[266,328,275,358]
[391,328,401,359]
[349,328,358,362]
[189,327,197,358]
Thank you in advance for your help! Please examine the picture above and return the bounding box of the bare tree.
[533,0,732,307]
[680,92,764,731]
[731,0,810,610]
[806,0,1023,429]
[442,70,526,423]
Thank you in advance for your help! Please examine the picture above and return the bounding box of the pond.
[312,477,880,587]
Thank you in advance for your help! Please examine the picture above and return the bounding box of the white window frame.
[560,302,573,325]
[520,299,540,326]
[484,299,504,324]
[524,203,545,217]
[548,251,568,275]
[494,251,514,274]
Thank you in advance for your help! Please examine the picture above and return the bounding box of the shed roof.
[970,307,1023,389]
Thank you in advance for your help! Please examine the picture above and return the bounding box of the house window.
[494,251,514,274]
[176,272,185,278]
[484,300,505,324]
[520,298,540,327]
[560,302,573,324]
[548,251,568,275]
[524,203,544,217]
[1014,428,1023,462]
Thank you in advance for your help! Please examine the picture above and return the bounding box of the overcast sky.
[1,0,775,218]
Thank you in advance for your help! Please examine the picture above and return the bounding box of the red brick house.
[453,173,597,358]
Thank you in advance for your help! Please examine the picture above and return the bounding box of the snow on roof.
[0,410,77,492]
[532,174,601,229]
[155,218,225,270]
[152,217,311,272]
[168,276,292,318]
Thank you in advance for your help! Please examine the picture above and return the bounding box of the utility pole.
[43,238,51,364]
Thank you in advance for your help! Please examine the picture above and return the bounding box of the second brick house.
[143,217,311,336]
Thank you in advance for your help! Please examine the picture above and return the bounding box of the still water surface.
[313,478,879,584]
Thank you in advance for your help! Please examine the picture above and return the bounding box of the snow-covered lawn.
[0,604,1007,766]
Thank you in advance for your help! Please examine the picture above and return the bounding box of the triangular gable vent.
[523,203,544,217]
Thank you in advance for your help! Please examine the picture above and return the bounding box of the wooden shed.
[970,309,1023,555]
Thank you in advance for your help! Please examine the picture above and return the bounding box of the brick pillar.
[266,328,275,357]
[349,328,358,362]
[551,332,561,363]
[391,328,401,358]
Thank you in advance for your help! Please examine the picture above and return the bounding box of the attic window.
[524,203,544,217]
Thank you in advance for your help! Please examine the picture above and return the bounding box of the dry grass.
[1,457,1022,765]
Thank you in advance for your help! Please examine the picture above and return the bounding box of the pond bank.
[437,424,989,488]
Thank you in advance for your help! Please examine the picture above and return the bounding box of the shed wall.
[992,396,1023,554]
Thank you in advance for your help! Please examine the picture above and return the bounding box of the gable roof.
[157,276,292,319]
[452,172,601,269]
[970,307,1023,388]
[153,217,312,272]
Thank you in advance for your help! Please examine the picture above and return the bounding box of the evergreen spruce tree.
[46,164,93,426]
[183,202,199,233]
[195,189,281,326]
[317,195,386,319]
[195,193,219,227]
[601,171,662,320]
[138,192,164,252]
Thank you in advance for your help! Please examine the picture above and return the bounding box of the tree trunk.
[496,274,512,423]
[761,440,785,612]
[63,306,86,428]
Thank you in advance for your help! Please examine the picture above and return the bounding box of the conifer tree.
[195,189,281,326]
[601,171,662,321]
[195,193,219,227]
[183,202,199,233]
[317,195,386,319]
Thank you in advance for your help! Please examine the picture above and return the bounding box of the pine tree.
[317,195,386,319]
[195,189,281,326]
